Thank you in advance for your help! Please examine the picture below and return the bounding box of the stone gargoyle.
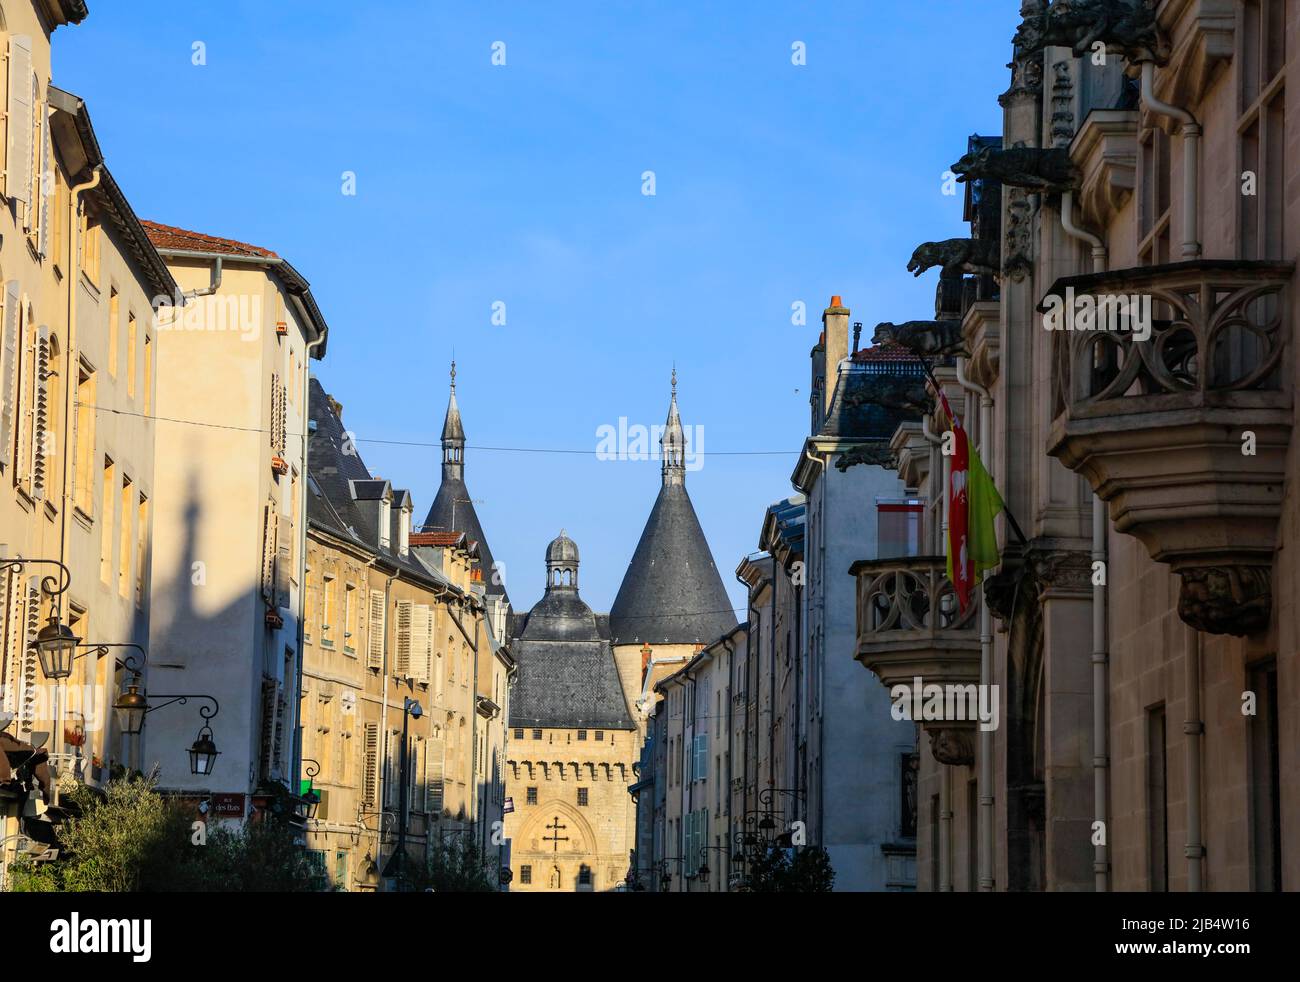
[1013,0,1168,64]
[841,376,933,418]
[907,238,1001,279]
[834,443,896,472]
[951,145,1080,195]
[872,320,968,358]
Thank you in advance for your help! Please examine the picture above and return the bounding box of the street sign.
[503,797,514,814]
[210,793,245,818]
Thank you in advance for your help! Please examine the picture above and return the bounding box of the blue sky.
[56,1,1014,616]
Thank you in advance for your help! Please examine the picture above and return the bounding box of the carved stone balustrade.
[1046,260,1295,636]
[851,556,981,765]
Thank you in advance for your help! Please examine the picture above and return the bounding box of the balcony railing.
[851,556,981,765]
[1047,259,1294,636]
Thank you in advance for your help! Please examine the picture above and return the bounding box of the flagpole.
[916,355,1028,547]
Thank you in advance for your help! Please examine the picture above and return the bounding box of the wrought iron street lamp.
[189,719,220,776]
[299,758,322,820]
[2,558,78,680]
[110,689,221,775]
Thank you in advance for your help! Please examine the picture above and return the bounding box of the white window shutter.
[20,578,40,735]
[260,504,277,603]
[13,304,31,491]
[0,281,17,469]
[395,599,412,678]
[412,605,432,685]
[366,589,384,670]
[30,325,49,499]
[36,107,49,256]
[425,732,444,814]
[5,36,32,207]
[274,513,292,610]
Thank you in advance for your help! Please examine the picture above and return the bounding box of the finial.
[671,365,677,396]
[560,527,566,537]
[450,359,457,389]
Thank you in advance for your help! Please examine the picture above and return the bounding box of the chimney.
[822,296,849,418]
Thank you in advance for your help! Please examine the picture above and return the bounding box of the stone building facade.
[854,0,1300,892]
[504,532,638,892]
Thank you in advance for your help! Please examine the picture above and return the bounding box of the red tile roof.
[410,532,465,547]
[853,341,917,363]
[139,220,279,259]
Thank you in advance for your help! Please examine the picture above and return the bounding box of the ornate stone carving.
[834,443,895,472]
[952,145,1079,195]
[871,320,968,358]
[907,238,1001,280]
[928,726,977,767]
[1071,109,1139,228]
[1003,188,1036,282]
[1013,0,1170,65]
[1000,52,1044,109]
[983,565,1024,624]
[1177,566,1272,637]
[841,375,932,417]
[1046,260,1295,635]
[1028,548,1093,600]
[1050,59,1077,149]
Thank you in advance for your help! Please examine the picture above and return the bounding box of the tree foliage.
[740,845,836,892]
[6,771,329,893]
[406,836,498,893]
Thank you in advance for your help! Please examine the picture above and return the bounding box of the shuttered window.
[260,503,277,603]
[29,324,50,499]
[425,730,445,815]
[362,722,379,807]
[412,605,432,685]
[0,281,18,470]
[5,35,33,207]
[274,513,292,610]
[366,590,384,669]
[394,600,412,678]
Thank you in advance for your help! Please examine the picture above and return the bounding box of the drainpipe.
[1184,624,1204,890]
[55,166,102,771]
[803,445,828,846]
[923,411,951,889]
[1059,194,1112,892]
[956,358,994,891]
[292,322,328,836]
[722,635,736,891]
[375,570,397,886]
[1139,61,1201,260]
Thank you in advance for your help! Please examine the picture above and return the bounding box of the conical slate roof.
[608,379,737,646]
[423,365,507,600]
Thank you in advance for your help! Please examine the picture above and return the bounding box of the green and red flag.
[933,386,1005,612]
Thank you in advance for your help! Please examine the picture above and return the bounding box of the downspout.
[1184,624,1204,890]
[930,411,952,890]
[376,569,396,886]
[1139,61,1201,260]
[955,358,994,891]
[57,166,102,770]
[292,320,328,828]
[802,445,827,845]
[1059,193,1112,892]
[722,635,736,891]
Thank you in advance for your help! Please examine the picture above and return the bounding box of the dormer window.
[399,505,411,557]
[379,497,391,550]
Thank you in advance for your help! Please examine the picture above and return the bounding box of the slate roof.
[820,359,925,442]
[306,378,455,589]
[608,482,738,646]
[508,637,635,731]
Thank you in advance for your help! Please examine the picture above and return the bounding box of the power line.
[80,403,801,457]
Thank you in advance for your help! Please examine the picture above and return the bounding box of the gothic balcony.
[850,556,980,766]
[1046,259,1295,636]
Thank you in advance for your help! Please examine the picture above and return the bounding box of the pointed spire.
[441,360,465,479]
[661,368,685,487]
